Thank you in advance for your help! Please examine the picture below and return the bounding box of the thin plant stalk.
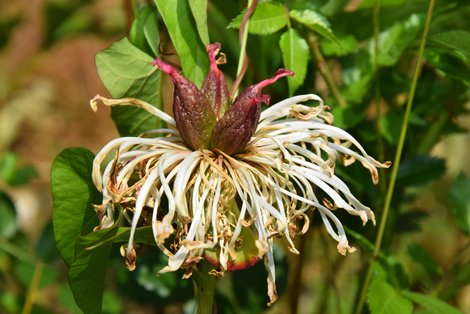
[231,0,256,97]
[354,0,437,313]
[372,0,387,195]
[307,33,348,108]
[22,262,44,314]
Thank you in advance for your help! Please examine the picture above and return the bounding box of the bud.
[200,43,231,119]
[210,69,294,155]
[154,44,293,156]
[152,58,216,150]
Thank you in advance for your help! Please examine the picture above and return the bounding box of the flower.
[90,43,390,305]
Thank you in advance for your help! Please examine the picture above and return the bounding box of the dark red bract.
[153,43,294,155]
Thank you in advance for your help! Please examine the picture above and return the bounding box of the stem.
[372,0,386,195]
[193,260,217,314]
[307,33,348,108]
[231,0,256,97]
[354,0,436,313]
[22,262,44,314]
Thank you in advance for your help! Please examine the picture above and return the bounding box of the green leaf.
[0,192,17,239]
[51,147,100,267]
[407,242,442,276]
[78,225,155,250]
[279,28,309,95]
[426,52,470,84]
[95,37,162,136]
[144,10,160,57]
[401,291,462,314]
[368,276,413,314]
[379,111,403,145]
[290,9,336,42]
[68,236,112,314]
[155,0,208,86]
[448,172,470,236]
[396,155,446,187]
[320,34,357,56]
[14,261,59,288]
[189,0,210,44]
[373,13,424,66]
[228,2,288,35]
[0,153,37,187]
[129,6,160,57]
[428,30,470,60]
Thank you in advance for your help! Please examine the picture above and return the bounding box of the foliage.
[1,0,469,313]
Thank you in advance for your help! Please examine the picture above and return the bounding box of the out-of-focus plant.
[50,0,470,314]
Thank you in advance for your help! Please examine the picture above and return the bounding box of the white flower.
[90,91,390,305]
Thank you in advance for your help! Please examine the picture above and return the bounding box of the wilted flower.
[90,43,390,305]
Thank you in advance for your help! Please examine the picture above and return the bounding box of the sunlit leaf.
[96,37,162,136]
[320,34,358,56]
[189,0,210,44]
[448,172,470,236]
[228,2,288,35]
[279,28,309,95]
[373,13,424,66]
[368,276,413,314]
[51,148,100,267]
[290,9,336,42]
[129,6,160,57]
[155,0,208,86]
[401,291,462,314]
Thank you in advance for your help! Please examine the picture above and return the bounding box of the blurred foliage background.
[1,0,470,313]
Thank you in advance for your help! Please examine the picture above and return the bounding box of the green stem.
[372,0,386,195]
[354,0,436,313]
[22,262,44,314]
[307,33,348,108]
[193,260,217,314]
[232,0,255,97]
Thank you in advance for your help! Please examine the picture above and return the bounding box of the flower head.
[90,43,390,305]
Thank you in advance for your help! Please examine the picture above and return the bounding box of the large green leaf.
[154,0,208,86]
[368,276,413,314]
[290,9,336,42]
[228,2,289,35]
[51,148,106,314]
[279,28,309,96]
[189,0,210,44]
[95,38,162,136]
[68,236,112,314]
[448,172,470,236]
[51,148,100,267]
[428,30,470,60]
[401,291,462,314]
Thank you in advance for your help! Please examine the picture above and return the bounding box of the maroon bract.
[153,43,293,155]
